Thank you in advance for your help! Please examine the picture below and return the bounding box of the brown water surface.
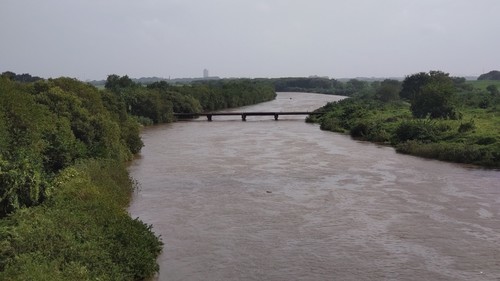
[129,92,500,281]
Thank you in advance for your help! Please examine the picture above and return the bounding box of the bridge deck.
[174,112,323,116]
[173,111,324,121]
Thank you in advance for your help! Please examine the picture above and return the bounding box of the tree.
[399,72,431,101]
[376,79,401,102]
[1,71,42,83]
[400,71,457,119]
[410,79,457,119]
[147,81,170,91]
[345,79,368,94]
[1,71,15,80]
[486,84,499,96]
[0,78,52,215]
[105,74,136,93]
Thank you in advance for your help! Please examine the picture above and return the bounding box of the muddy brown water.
[128,92,500,281]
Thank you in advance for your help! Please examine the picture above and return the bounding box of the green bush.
[458,119,476,133]
[475,136,497,145]
[349,121,371,138]
[394,119,445,143]
[319,116,345,132]
[396,141,498,167]
[0,160,162,280]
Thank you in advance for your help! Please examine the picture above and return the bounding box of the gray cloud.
[1,0,499,80]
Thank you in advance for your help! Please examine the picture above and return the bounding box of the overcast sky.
[1,0,499,80]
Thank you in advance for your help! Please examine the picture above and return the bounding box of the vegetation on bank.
[308,71,500,168]
[92,76,380,97]
[267,77,370,96]
[0,72,275,280]
[0,160,162,280]
[105,75,276,124]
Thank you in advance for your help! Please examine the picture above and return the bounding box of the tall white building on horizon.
[203,69,209,78]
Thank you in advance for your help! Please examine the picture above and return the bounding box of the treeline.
[308,71,500,168]
[97,75,380,97]
[0,71,43,83]
[269,77,373,96]
[105,75,276,124]
[0,72,275,280]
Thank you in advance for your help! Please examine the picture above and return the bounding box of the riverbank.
[0,76,164,280]
[307,91,500,168]
[0,74,277,280]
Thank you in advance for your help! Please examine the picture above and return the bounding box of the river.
[128,92,500,281]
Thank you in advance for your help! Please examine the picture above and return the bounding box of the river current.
[128,92,500,281]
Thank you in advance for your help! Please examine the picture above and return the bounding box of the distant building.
[203,69,209,78]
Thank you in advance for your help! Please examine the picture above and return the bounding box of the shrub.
[396,141,499,167]
[476,136,496,145]
[320,116,344,132]
[394,119,442,143]
[0,160,162,280]
[132,115,154,126]
[458,119,476,133]
[350,121,371,138]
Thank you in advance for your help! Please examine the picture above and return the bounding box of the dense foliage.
[309,71,500,167]
[0,77,139,215]
[182,79,276,111]
[0,160,163,280]
[105,75,276,123]
[1,71,43,83]
[403,71,458,119]
[270,77,368,96]
[0,73,276,279]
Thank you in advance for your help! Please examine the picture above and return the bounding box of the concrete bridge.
[173,111,325,121]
